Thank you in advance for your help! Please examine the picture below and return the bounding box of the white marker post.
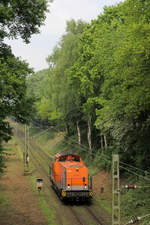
[36,178,43,193]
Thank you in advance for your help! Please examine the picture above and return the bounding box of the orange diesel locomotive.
[49,152,93,201]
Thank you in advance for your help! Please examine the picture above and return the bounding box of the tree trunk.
[87,118,92,151]
[76,121,81,146]
[104,135,107,149]
[101,135,104,149]
[66,123,70,136]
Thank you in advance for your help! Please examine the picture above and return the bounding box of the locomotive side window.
[71,156,80,162]
[59,156,66,162]
[74,157,80,162]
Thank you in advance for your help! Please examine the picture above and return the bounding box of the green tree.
[45,19,87,132]
[95,0,150,169]
[0,0,51,173]
[0,0,52,42]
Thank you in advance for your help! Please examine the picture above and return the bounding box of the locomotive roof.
[55,152,80,158]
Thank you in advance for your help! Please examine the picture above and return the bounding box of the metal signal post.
[24,124,27,166]
[24,124,30,168]
[112,154,120,225]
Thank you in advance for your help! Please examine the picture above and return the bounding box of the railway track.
[84,206,108,225]
[68,206,86,225]
[27,139,107,225]
[28,140,93,225]
[28,142,92,225]
[27,147,64,225]
[14,125,111,225]
[15,129,89,225]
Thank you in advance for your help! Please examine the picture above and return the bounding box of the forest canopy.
[28,0,150,171]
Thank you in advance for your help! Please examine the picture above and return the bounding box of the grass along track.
[14,124,111,225]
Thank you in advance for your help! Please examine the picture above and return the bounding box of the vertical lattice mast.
[112,154,120,225]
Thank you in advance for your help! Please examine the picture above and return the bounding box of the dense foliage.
[0,0,50,173]
[28,0,150,171]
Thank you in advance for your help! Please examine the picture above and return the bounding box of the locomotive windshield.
[72,156,80,162]
[59,156,66,162]
[58,155,80,162]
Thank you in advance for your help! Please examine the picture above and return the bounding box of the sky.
[5,0,121,72]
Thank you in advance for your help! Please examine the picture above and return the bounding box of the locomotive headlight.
[89,191,93,197]
[84,184,87,189]
[61,190,66,197]
[67,184,70,189]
